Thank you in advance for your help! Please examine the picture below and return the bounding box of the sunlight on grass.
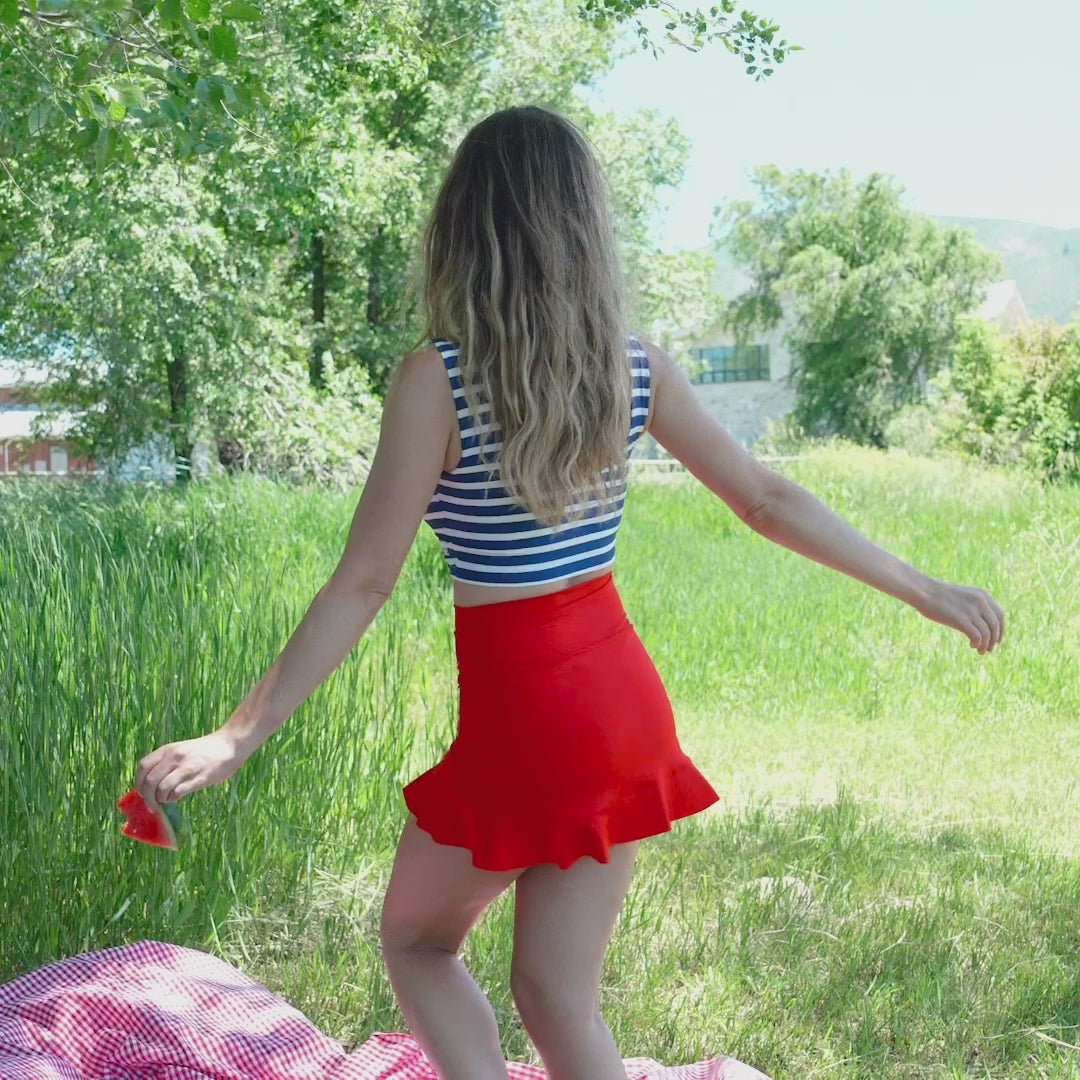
[3,446,1079,1079]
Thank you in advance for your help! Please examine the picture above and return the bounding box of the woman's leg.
[379,813,527,1080]
[510,840,640,1080]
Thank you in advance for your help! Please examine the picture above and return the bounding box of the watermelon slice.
[117,789,182,850]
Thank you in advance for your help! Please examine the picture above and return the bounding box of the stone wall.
[692,379,797,446]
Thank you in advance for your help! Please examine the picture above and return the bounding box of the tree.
[1,0,738,483]
[717,167,1003,446]
[0,1,795,177]
[588,108,721,354]
[1,162,277,481]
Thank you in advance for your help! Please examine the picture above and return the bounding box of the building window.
[689,345,770,384]
[50,445,68,475]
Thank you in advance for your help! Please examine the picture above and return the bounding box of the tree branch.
[17,6,71,21]
[0,155,44,210]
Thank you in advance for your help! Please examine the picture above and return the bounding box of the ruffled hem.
[403,754,720,871]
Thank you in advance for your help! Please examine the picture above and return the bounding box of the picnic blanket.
[0,940,771,1079]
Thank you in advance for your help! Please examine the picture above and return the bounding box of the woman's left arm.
[135,349,452,806]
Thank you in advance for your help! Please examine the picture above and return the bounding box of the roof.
[0,408,78,441]
[978,279,1028,323]
[0,361,50,387]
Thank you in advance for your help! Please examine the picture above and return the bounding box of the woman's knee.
[379,898,457,958]
[510,961,600,1030]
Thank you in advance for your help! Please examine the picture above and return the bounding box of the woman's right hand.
[915,579,1005,655]
[135,729,250,809]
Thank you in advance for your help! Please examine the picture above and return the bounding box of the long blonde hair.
[419,106,631,528]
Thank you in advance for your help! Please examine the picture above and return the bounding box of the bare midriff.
[451,565,611,608]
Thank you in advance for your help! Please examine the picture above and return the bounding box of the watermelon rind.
[152,803,179,851]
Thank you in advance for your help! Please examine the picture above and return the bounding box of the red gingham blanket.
[0,940,771,1079]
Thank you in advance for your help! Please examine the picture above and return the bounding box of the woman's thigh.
[509,840,640,1011]
[380,813,528,954]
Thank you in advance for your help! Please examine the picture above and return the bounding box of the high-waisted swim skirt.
[402,571,720,871]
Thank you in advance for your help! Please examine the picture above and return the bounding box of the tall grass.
[1,477,448,968]
[3,447,1079,1079]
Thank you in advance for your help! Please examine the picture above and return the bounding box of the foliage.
[1,0,746,484]
[0,0,795,174]
[717,167,1003,446]
[589,107,722,357]
[208,349,382,489]
[2,163,268,479]
[887,318,1080,481]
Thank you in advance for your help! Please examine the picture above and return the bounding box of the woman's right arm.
[642,340,1005,654]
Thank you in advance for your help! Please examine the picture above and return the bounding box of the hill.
[936,217,1080,324]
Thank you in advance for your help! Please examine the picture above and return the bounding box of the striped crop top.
[423,337,650,587]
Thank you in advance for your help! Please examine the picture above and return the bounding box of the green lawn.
[2,446,1078,1078]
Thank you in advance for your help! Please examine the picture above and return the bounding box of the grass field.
[2,445,1079,1078]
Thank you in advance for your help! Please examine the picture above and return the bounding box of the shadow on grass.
[203,792,1080,1079]
[608,790,1080,1078]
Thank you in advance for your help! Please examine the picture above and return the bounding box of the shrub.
[208,346,382,490]
[886,319,1080,481]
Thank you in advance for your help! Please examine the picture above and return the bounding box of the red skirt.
[402,571,720,871]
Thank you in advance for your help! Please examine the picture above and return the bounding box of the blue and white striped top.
[423,337,651,587]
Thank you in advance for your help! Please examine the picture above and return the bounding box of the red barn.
[0,364,96,477]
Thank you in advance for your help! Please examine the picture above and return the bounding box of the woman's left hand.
[135,729,249,808]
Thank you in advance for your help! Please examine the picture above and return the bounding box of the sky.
[584,0,1080,252]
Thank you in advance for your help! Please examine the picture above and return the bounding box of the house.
[687,280,1031,447]
[685,309,798,448]
[0,363,95,477]
[978,279,1030,332]
[0,361,214,481]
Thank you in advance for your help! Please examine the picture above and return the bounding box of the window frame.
[689,344,771,384]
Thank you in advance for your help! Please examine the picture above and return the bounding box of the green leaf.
[95,125,120,170]
[180,12,200,45]
[222,0,260,18]
[185,0,210,19]
[159,0,182,25]
[230,80,252,107]
[164,65,193,90]
[209,75,238,104]
[158,94,184,122]
[209,22,238,62]
[73,119,100,149]
[176,128,198,156]
[28,103,52,136]
[0,0,18,26]
[135,61,169,80]
[115,82,147,108]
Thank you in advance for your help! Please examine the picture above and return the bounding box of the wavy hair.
[419,106,631,528]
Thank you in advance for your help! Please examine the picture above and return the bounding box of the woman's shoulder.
[391,343,456,399]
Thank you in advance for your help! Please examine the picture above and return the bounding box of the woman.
[135,106,1004,1080]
